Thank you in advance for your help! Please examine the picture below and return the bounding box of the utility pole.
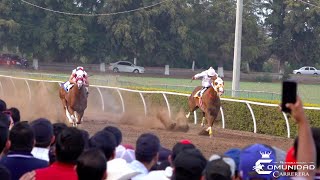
[232,0,243,97]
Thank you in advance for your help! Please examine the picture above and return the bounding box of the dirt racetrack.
[0,75,293,158]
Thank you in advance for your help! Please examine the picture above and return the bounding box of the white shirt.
[31,147,49,162]
[138,167,173,180]
[194,70,217,87]
[129,160,149,180]
[107,158,140,180]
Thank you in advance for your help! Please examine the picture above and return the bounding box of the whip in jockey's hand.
[193,67,218,97]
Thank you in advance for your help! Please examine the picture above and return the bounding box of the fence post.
[165,65,170,75]
[33,59,39,70]
[100,63,106,72]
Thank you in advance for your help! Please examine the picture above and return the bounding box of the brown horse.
[186,77,224,138]
[59,73,87,127]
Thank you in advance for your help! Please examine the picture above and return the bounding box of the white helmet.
[76,66,84,71]
[207,67,216,77]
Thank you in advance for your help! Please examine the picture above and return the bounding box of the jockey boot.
[199,87,207,97]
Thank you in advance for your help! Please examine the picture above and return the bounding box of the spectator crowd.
[0,95,319,180]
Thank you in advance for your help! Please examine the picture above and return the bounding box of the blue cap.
[239,144,276,179]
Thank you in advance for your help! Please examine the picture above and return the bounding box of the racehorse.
[186,77,224,138]
[59,72,88,127]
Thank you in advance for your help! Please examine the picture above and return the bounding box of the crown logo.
[260,151,271,159]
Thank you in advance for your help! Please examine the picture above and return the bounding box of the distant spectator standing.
[0,122,48,180]
[30,118,55,162]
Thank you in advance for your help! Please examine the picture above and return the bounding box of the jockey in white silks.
[192,67,218,97]
[63,66,89,94]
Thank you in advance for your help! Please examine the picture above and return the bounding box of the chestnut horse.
[59,73,87,127]
[186,77,224,137]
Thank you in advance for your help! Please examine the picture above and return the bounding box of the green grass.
[1,69,319,105]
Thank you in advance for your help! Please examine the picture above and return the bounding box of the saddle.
[62,82,74,92]
[194,90,202,98]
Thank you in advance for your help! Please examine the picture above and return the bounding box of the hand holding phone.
[281,80,297,113]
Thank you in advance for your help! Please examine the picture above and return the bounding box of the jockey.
[64,66,89,94]
[192,67,218,97]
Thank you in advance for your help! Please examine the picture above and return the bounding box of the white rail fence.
[1,75,320,138]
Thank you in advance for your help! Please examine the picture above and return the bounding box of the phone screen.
[281,80,297,113]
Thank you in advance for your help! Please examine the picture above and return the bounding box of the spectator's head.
[9,121,34,152]
[80,129,90,150]
[89,130,117,161]
[172,148,207,180]
[171,140,196,164]
[0,121,9,154]
[203,154,236,180]
[76,148,107,180]
[0,99,7,112]
[294,127,320,168]
[52,123,68,145]
[135,133,160,168]
[0,113,11,129]
[224,148,241,177]
[8,107,20,125]
[30,118,54,148]
[103,126,122,146]
[55,127,84,164]
[239,144,276,180]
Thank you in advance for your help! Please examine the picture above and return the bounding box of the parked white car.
[293,66,320,75]
[109,61,145,73]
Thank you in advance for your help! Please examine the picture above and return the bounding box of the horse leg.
[186,97,199,118]
[67,107,77,127]
[201,112,206,127]
[205,114,214,138]
[75,111,84,124]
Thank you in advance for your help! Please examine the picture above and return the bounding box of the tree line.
[0,0,319,71]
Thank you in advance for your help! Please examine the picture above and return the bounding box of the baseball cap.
[180,139,192,144]
[239,144,276,179]
[30,118,53,147]
[204,154,236,180]
[224,148,241,171]
[173,148,207,180]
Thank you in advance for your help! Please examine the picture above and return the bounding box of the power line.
[296,0,320,9]
[21,0,170,17]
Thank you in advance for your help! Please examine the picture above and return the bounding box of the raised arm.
[286,96,316,179]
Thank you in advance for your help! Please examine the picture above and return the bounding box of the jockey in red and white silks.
[192,67,218,97]
[64,66,89,94]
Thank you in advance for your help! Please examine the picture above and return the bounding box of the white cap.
[207,68,216,77]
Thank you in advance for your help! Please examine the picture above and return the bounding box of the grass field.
[1,70,319,105]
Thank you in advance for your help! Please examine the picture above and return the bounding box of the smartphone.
[281,80,297,113]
